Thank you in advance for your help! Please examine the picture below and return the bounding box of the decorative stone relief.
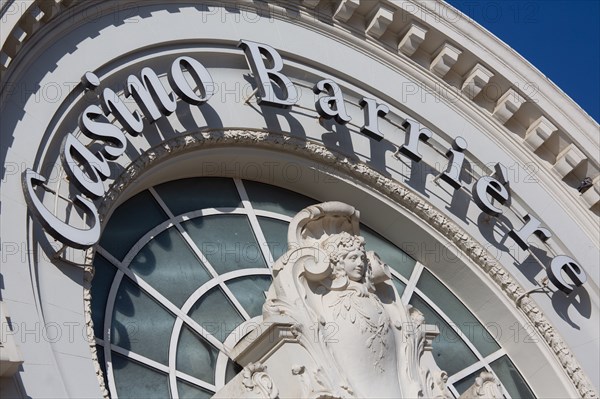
[214,362,279,399]
[216,201,454,398]
[83,251,110,399]
[458,372,503,399]
[241,363,279,398]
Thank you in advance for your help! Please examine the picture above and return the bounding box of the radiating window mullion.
[449,352,510,395]
[225,275,272,318]
[149,187,253,321]
[447,383,460,398]
[490,356,532,399]
[234,178,275,268]
[110,351,170,399]
[108,345,218,398]
[149,187,221,279]
[99,190,168,261]
[110,342,170,374]
[175,370,216,395]
[172,326,219,392]
[153,177,242,215]
[97,246,226,353]
[170,298,221,397]
[413,287,486,362]
[482,348,507,365]
[253,209,293,222]
[242,179,318,217]
[401,261,424,305]
[116,209,248,267]
[416,269,500,357]
[255,216,290,266]
[218,283,252,321]
[128,226,213,308]
[446,359,489,385]
[388,268,410,285]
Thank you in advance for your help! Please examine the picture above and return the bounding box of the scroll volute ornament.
[458,372,504,399]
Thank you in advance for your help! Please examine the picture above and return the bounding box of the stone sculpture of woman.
[315,231,402,397]
[215,201,502,399]
[261,201,452,398]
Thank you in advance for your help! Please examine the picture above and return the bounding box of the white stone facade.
[0,1,598,398]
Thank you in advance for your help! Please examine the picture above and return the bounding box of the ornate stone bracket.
[214,362,279,399]
[458,371,503,399]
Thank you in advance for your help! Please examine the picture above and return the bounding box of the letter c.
[22,169,100,249]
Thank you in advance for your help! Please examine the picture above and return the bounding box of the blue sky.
[446,0,600,123]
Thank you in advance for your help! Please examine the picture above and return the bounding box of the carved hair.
[321,232,372,288]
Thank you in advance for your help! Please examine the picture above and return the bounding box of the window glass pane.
[129,227,212,307]
[453,367,486,395]
[225,360,243,384]
[391,276,406,297]
[100,190,168,260]
[177,379,213,399]
[490,355,536,399]
[409,295,478,376]
[91,255,117,339]
[111,352,170,399]
[176,325,218,384]
[361,225,416,279]
[257,217,289,262]
[182,215,267,274]
[417,270,500,357]
[244,180,317,217]
[154,177,241,215]
[226,275,272,318]
[188,286,245,342]
[111,277,175,365]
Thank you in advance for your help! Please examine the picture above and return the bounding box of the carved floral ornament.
[80,129,597,398]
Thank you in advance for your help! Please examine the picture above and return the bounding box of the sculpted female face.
[341,248,366,282]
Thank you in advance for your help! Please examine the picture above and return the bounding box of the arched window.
[91,178,535,398]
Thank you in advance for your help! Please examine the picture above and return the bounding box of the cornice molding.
[2,0,597,217]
